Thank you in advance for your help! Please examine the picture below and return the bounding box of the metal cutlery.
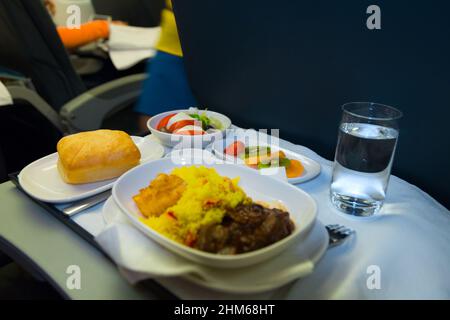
[62,189,112,217]
[326,224,355,248]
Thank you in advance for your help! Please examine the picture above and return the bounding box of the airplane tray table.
[8,173,178,300]
[6,135,450,300]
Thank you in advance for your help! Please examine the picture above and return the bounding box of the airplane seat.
[0,0,150,179]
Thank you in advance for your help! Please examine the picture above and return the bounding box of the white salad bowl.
[147,109,232,148]
[112,158,317,268]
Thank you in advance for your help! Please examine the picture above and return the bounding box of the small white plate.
[212,136,321,184]
[100,196,328,294]
[18,136,164,204]
[113,158,317,268]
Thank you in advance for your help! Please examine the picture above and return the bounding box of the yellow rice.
[140,166,250,244]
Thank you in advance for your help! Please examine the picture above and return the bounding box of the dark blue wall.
[173,0,450,207]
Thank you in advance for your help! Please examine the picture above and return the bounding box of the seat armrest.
[5,85,65,133]
[60,73,147,132]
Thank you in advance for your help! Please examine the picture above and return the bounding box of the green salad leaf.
[209,117,224,130]
[189,111,223,130]
[257,157,291,169]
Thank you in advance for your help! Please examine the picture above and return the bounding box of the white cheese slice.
[167,112,193,128]
[174,125,205,134]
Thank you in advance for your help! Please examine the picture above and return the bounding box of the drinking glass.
[330,102,403,217]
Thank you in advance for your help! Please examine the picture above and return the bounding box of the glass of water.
[330,102,403,217]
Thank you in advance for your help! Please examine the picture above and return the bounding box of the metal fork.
[326,224,355,248]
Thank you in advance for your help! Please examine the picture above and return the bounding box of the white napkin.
[109,49,157,70]
[0,80,13,106]
[109,25,161,50]
[108,25,161,70]
[95,198,326,294]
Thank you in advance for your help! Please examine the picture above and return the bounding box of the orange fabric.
[57,20,109,50]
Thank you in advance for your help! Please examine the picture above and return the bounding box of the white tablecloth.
[72,137,450,299]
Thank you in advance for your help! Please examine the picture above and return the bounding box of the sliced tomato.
[157,113,176,130]
[168,119,196,133]
[224,141,245,157]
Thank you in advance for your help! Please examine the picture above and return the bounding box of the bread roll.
[57,130,141,184]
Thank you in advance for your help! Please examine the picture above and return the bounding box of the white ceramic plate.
[184,220,328,294]
[212,136,321,184]
[18,136,164,204]
[147,109,232,148]
[101,196,328,294]
[112,158,317,268]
